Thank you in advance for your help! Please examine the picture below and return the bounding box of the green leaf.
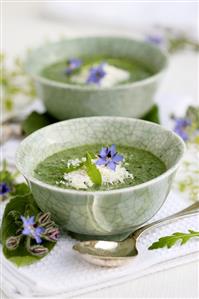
[1,183,56,266]
[10,182,30,196]
[85,152,102,186]
[142,105,160,124]
[148,230,199,250]
[186,106,199,129]
[22,111,57,135]
[168,35,199,53]
[0,161,20,202]
[4,98,14,111]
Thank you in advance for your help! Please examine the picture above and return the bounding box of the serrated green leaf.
[85,152,102,186]
[149,230,199,250]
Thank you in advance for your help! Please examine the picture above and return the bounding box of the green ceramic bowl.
[16,117,185,241]
[25,37,168,120]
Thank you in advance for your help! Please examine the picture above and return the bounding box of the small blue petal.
[20,215,26,224]
[34,227,45,244]
[95,158,107,166]
[27,216,35,226]
[22,228,31,235]
[35,227,45,234]
[107,161,116,171]
[99,147,108,158]
[110,144,116,157]
[112,154,123,163]
[35,235,42,244]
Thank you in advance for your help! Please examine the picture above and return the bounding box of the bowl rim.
[16,117,186,196]
[25,35,169,91]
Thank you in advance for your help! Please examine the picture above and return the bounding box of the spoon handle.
[133,202,199,239]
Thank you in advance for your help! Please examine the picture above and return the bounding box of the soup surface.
[41,56,154,86]
[34,144,166,191]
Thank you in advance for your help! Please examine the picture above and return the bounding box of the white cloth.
[1,189,199,298]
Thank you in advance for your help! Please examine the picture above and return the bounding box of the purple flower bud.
[28,245,49,257]
[43,227,60,242]
[6,235,21,250]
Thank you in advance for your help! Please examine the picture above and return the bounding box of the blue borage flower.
[95,144,124,171]
[145,34,164,46]
[174,118,192,141]
[86,63,106,85]
[0,182,10,195]
[65,58,82,75]
[21,216,45,244]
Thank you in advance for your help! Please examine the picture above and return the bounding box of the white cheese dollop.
[71,64,130,88]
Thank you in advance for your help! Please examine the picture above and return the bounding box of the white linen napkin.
[1,189,199,298]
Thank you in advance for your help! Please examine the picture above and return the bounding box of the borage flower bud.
[6,235,21,250]
[38,212,52,226]
[28,245,49,257]
[44,221,56,229]
[43,227,60,242]
[0,182,11,196]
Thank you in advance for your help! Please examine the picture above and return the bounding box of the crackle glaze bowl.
[25,36,168,120]
[16,117,185,241]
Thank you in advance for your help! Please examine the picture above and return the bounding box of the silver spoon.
[73,202,199,267]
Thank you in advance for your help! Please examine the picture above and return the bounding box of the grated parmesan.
[63,158,134,190]
[97,163,133,185]
[67,157,86,168]
[64,169,93,190]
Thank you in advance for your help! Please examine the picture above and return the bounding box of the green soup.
[34,144,166,191]
[41,56,154,85]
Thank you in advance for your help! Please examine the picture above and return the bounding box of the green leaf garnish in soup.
[85,152,102,186]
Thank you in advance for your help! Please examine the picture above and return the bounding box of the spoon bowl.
[73,239,138,267]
